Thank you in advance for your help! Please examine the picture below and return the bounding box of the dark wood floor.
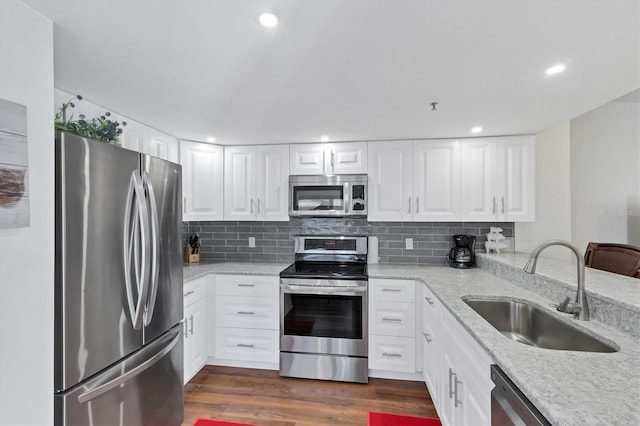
[183,366,438,426]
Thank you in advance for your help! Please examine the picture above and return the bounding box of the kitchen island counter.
[184,258,640,426]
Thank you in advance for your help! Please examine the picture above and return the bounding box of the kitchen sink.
[462,297,619,353]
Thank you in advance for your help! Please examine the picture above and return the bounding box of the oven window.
[283,293,362,339]
[293,186,344,211]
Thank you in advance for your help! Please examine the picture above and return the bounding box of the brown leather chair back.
[584,242,640,279]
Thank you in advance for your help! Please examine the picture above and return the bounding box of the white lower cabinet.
[368,279,416,374]
[214,275,279,365]
[421,283,493,426]
[183,276,209,384]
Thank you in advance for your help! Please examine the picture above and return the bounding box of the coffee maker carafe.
[447,234,476,268]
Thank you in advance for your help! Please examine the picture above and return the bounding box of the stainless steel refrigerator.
[54,131,184,425]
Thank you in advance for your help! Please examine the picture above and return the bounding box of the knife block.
[184,243,200,263]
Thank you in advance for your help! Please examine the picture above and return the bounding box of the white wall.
[570,94,640,251]
[516,121,573,261]
[0,1,54,424]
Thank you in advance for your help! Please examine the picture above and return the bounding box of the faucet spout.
[522,240,590,321]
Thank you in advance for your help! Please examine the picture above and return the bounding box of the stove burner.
[279,261,367,280]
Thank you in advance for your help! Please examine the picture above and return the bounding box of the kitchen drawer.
[215,295,279,329]
[183,276,208,307]
[215,275,279,298]
[369,301,415,337]
[368,335,416,373]
[214,327,279,363]
[369,279,415,302]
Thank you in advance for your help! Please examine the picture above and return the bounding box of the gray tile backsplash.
[183,219,514,264]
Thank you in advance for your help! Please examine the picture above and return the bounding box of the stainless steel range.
[279,235,368,383]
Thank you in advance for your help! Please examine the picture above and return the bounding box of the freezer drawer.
[55,325,184,426]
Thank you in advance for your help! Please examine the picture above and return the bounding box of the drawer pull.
[237,284,255,287]
[382,352,402,358]
[422,332,432,343]
[237,311,255,315]
[382,288,401,292]
[424,296,434,305]
[237,343,255,348]
[183,290,195,297]
[382,317,402,322]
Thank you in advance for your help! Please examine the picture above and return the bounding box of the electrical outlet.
[248,237,255,248]
[405,238,413,250]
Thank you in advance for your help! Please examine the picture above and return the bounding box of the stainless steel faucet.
[523,240,590,320]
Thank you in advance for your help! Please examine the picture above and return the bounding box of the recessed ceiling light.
[471,127,483,134]
[206,136,216,143]
[320,135,330,142]
[545,64,566,76]
[258,12,278,28]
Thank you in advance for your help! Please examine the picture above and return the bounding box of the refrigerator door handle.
[77,326,180,404]
[123,171,151,331]
[142,172,160,326]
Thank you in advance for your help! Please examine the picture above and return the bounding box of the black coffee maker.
[447,234,476,268]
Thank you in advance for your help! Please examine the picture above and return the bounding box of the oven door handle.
[282,284,367,295]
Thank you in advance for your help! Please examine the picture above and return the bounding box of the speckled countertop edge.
[184,260,640,426]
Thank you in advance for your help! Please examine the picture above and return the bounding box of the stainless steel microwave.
[289,174,367,217]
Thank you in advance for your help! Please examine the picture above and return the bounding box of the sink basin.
[462,297,619,353]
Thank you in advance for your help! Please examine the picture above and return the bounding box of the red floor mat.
[193,418,257,426]
[368,411,442,426]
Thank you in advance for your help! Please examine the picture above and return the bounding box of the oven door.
[280,280,368,357]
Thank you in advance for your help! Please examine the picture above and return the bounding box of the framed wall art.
[0,98,30,228]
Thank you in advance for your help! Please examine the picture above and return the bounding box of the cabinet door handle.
[250,198,254,213]
[424,296,434,305]
[237,311,255,315]
[331,151,335,168]
[422,332,432,343]
[188,315,194,335]
[382,352,402,358]
[501,196,505,214]
[416,197,420,214]
[492,196,496,214]
[237,284,255,287]
[408,197,412,214]
[454,377,463,408]
[448,368,456,399]
[183,290,195,297]
[257,198,261,214]
[382,288,401,292]
[237,343,255,348]
[382,317,402,322]
[183,197,187,214]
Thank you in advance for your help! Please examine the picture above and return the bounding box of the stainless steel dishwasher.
[491,365,550,426]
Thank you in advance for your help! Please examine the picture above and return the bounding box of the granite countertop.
[183,258,640,426]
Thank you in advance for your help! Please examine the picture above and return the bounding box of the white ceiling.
[24,0,640,145]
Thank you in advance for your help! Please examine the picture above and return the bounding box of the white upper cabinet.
[499,136,535,221]
[257,145,290,221]
[121,129,144,153]
[413,139,461,221]
[224,146,256,220]
[290,142,367,175]
[460,136,535,222]
[460,138,498,221]
[180,140,224,221]
[148,136,179,163]
[224,145,289,221]
[368,141,414,221]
